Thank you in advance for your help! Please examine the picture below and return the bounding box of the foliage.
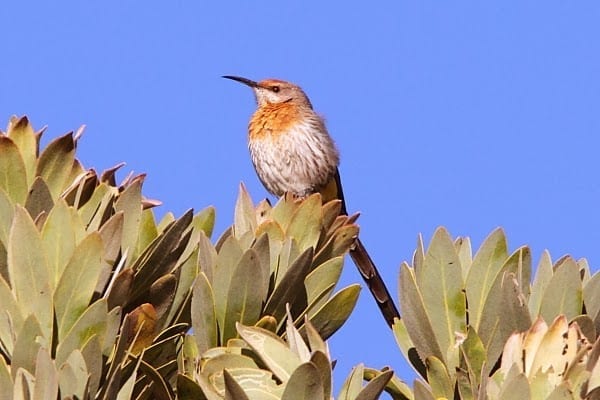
[394,227,600,399]
[0,116,386,399]
[3,115,598,399]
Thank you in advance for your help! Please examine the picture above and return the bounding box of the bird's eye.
[272,86,280,93]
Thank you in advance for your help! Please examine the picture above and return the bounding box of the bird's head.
[223,76,312,108]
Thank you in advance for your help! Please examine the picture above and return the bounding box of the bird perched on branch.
[223,75,400,328]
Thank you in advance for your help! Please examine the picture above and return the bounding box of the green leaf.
[270,194,297,230]
[0,188,14,247]
[35,132,76,200]
[338,364,365,400]
[214,235,243,339]
[413,380,435,400]
[426,356,453,400]
[0,356,13,397]
[304,257,343,313]
[584,271,600,327]
[0,275,23,355]
[195,206,216,237]
[223,369,251,400]
[11,315,43,380]
[313,225,359,266]
[57,350,87,399]
[80,335,103,396]
[136,208,158,256]
[310,351,332,400]
[545,383,573,400]
[32,347,58,400]
[356,369,393,400]
[54,232,104,340]
[78,182,113,227]
[198,230,217,282]
[286,194,322,251]
[465,228,508,330]
[539,256,582,323]
[41,200,76,290]
[234,183,257,237]
[478,269,531,375]
[459,327,486,387]
[455,236,472,280]
[236,323,302,382]
[304,319,329,356]
[7,116,37,187]
[24,177,54,221]
[114,176,143,264]
[308,284,360,340]
[55,299,108,366]
[177,374,211,400]
[192,272,218,353]
[273,237,301,288]
[264,247,314,322]
[281,363,324,400]
[399,262,444,366]
[529,251,553,317]
[129,209,193,302]
[8,206,52,339]
[415,227,466,369]
[0,136,28,204]
[498,371,530,400]
[221,249,268,342]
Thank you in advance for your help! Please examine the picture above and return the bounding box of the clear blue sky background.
[3,1,600,396]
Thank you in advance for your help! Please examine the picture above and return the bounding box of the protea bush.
[1,116,599,399]
[0,116,393,399]
[395,228,600,399]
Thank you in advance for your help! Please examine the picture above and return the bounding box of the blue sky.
[3,1,600,395]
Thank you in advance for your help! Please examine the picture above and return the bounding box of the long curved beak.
[222,75,258,88]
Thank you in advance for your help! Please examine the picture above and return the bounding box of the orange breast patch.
[249,102,302,141]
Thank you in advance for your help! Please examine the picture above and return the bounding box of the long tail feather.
[349,238,400,327]
[330,168,400,328]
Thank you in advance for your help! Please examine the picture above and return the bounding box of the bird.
[223,75,400,328]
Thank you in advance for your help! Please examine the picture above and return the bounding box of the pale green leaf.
[234,183,257,237]
[54,232,104,340]
[35,133,76,200]
[57,350,88,399]
[41,200,75,290]
[236,323,302,382]
[416,227,466,369]
[529,250,553,317]
[0,136,28,204]
[308,284,360,340]
[0,188,14,247]
[286,193,322,251]
[584,271,600,326]
[7,116,37,187]
[192,272,218,353]
[8,206,52,339]
[356,370,393,400]
[265,247,313,323]
[281,363,324,400]
[426,356,453,400]
[214,235,243,338]
[55,299,108,366]
[399,262,444,365]
[0,275,23,355]
[114,177,143,264]
[304,256,343,312]
[465,228,508,330]
[32,347,58,400]
[11,315,43,380]
[540,257,582,323]
[338,364,365,400]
